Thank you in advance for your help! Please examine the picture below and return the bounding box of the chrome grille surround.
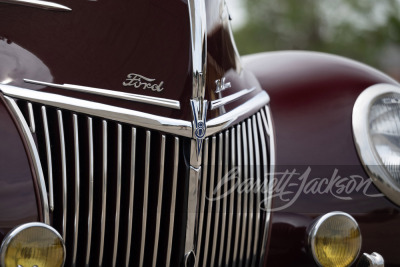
[1,84,273,267]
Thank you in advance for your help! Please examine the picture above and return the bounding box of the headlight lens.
[369,93,400,182]
[0,222,65,267]
[353,83,400,206]
[309,212,361,267]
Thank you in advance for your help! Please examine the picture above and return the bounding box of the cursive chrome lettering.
[123,73,164,92]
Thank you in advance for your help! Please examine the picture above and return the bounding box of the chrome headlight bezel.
[353,83,400,206]
[0,222,66,267]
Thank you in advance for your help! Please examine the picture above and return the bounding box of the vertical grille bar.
[239,121,249,265]
[112,124,123,267]
[217,131,229,266]
[225,128,235,265]
[195,138,209,258]
[256,112,269,267]
[139,131,151,267]
[260,106,274,267]
[260,109,271,137]
[166,137,179,267]
[210,133,223,265]
[233,124,242,267]
[57,110,67,241]
[27,102,35,133]
[251,115,261,267]
[41,106,54,211]
[85,117,94,267]
[201,136,216,267]
[246,118,255,267]
[72,114,80,267]
[152,135,166,267]
[125,127,136,267]
[98,120,108,267]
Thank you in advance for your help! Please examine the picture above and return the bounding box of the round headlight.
[0,222,65,267]
[308,212,361,267]
[353,83,400,205]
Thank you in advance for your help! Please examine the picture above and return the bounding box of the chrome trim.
[201,136,216,267]
[257,110,271,267]
[0,0,71,11]
[85,117,94,267]
[112,124,123,267]
[206,91,270,137]
[152,135,166,267]
[3,97,50,224]
[233,124,242,267]
[41,106,54,211]
[188,0,207,99]
[184,158,201,256]
[246,118,255,267]
[352,83,400,206]
[239,121,249,266]
[191,99,208,158]
[72,114,80,267]
[98,120,108,267]
[217,131,229,267]
[210,87,256,110]
[0,85,269,140]
[261,106,274,267]
[27,102,35,133]
[215,77,232,94]
[24,79,181,110]
[195,138,209,259]
[308,211,361,267]
[0,85,192,138]
[166,137,179,267]
[125,127,136,267]
[0,222,66,267]
[57,110,67,239]
[260,107,271,136]
[251,115,261,267]
[225,128,235,265]
[210,133,223,265]
[184,251,196,267]
[357,252,384,267]
[139,131,151,267]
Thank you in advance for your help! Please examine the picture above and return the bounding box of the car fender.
[243,51,400,266]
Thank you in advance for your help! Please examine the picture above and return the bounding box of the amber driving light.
[0,222,65,267]
[308,212,361,267]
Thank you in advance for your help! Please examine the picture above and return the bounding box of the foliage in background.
[233,0,400,79]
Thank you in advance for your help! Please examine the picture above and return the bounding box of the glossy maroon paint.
[205,0,263,119]
[0,0,193,119]
[244,51,400,266]
[0,95,39,243]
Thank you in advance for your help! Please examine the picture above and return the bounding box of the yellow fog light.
[308,212,361,267]
[0,222,65,267]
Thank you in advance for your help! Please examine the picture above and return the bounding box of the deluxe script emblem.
[122,73,164,92]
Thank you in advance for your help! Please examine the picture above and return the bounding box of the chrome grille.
[196,106,272,267]
[11,96,272,267]
[15,100,188,267]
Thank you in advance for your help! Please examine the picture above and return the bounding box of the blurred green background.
[230,0,400,81]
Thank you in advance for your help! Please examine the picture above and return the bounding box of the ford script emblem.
[122,73,164,92]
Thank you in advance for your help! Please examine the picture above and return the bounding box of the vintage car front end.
[0,0,399,266]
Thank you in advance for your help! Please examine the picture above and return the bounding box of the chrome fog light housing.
[308,212,361,267]
[0,222,65,267]
[353,83,400,205]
